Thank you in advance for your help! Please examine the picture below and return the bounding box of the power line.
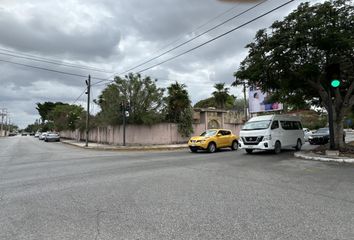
[73,0,294,102]
[0,58,112,81]
[83,1,294,90]
[92,1,266,86]
[122,2,243,72]
[118,0,267,75]
[137,0,295,74]
[0,47,113,73]
[72,89,87,105]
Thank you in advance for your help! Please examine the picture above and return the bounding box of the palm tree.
[166,82,191,123]
[212,83,229,109]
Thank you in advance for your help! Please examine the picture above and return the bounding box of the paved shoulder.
[61,139,188,151]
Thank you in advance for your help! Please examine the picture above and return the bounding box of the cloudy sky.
[0,0,322,128]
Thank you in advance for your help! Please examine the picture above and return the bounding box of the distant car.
[44,133,60,142]
[8,132,17,136]
[188,129,239,153]
[34,132,41,138]
[21,132,28,136]
[39,132,48,140]
[308,128,329,145]
[308,127,346,145]
[303,128,313,142]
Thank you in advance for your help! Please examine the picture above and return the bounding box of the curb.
[294,152,354,164]
[60,141,188,151]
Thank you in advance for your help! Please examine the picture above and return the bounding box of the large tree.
[36,102,65,123]
[164,82,193,137]
[234,0,353,149]
[96,73,165,125]
[49,104,84,131]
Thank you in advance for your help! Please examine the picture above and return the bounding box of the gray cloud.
[0,0,314,128]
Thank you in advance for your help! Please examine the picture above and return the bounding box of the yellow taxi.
[188,129,239,153]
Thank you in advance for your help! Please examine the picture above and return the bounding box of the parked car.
[8,132,17,136]
[308,128,329,145]
[239,114,304,154]
[44,133,60,142]
[303,128,313,142]
[34,132,41,138]
[39,132,48,140]
[308,127,346,145]
[188,129,239,153]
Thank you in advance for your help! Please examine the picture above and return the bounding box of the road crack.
[94,209,105,240]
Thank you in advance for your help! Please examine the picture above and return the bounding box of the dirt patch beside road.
[312,142,354,158]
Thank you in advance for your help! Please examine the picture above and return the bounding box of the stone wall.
[60,123,242,145]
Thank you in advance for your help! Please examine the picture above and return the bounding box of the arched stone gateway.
[208,119,220,129]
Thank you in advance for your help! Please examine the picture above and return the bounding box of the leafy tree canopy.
[96,73,165,125]
[49,104,84,131]
[36,102,65,122]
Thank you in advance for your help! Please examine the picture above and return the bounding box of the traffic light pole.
[85,75,91,147]
[122,102,126,146]
[326,63,341,150]
[327,89,335,150]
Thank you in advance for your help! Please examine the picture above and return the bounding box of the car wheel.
[274,141,281,154]
[231,140,238,151]
[207,142,216,153]
[245,149,253,154]
[295,139,302,151]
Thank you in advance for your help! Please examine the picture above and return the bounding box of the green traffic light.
[331,79,340,88]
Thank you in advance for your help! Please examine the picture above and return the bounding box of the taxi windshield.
[200,130,217,137]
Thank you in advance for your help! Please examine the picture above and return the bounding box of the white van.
[239,115,304,154]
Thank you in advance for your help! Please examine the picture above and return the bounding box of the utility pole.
[0,108,7,137]
[5,114,8,136]
[8,116,11,133]
[243,82,248,121]
[120,101,130,146]
[0,109,3,137]
[85,75,91,147]
[122,101,126,146]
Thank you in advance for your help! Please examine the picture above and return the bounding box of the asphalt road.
[1,136,354,240]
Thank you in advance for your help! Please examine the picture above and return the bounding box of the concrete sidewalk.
[294,151,354,164]
[61,139,188,151]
